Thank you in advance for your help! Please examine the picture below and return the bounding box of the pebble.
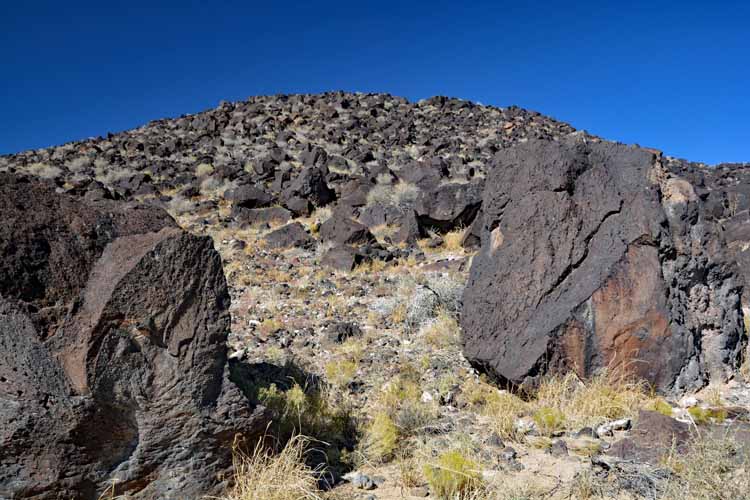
[596,418,631,438]
[410,486,430,497]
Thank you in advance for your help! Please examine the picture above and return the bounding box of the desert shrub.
[258,318,283,336]
[324,359,357,389]
[423,450,483,499]
[363,412,399,462]
[380,372,436,434]
[65,156,91,172]
[649,398,674,416]
[532,407,565,436]
[223,435,322,500]
[688,406,727,425]
[443,227,466,251]
[94,165,138,185]
[167,195,197,215]
[258,382,355,450]
[363,370,437,462]
[365,175,420,212]
[424,273,464,317]
[406,289,438,331]
[195,162,214,177]
[25,162,62,179]
[200,176,237,197]
[396,453,423,488]
[483,391,529,442]
[420,309,460,348]
[567,469,605,500]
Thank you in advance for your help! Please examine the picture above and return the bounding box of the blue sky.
[1,1,748,164]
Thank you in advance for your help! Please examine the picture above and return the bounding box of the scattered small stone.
[596,418,631,438]
[344,471,377,490]
[574,426,597,438]
[549,439,569,457]
[681,396,699,408]
[410,485,430,497]
[501,446,517,461]
[487,432,505,448]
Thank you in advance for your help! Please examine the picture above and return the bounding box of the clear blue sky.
[2,1,748,164]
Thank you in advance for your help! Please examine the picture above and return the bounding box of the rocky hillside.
[4,92,750,499]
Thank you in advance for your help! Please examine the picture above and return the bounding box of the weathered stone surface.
[319,212,376,246]
[280,166,335,209]
[462,138,743,393]
[224,184,274,208]
[263,221,314,249]
[607,410,691,464]
[232,206,293,226]
[321,245,369,271]
[0,174,267,499]
[414,181,482,233]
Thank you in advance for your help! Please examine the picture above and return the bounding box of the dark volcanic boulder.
[263,222,315,249]
[319,212,376,246]
[0,174,267,499]
[462,138,743,393]
[321,245,369,271]
[280,166,335,210]
[225,184,274,208]
[607,410,691,464]
[232,206,293,227]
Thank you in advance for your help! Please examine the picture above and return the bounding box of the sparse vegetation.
[324,359,357,389]
[222,435,322,500]
[366,175,420,212]
[662,433,750,500]
[532,370,650,430]
[423,450,483,499]
[363,412,400,462]
[443,227,466,251]
[25,162,62,179]
[195,162,215,177]
[532,407,565,436]
[687,406,727,425]
[420,309,460,348]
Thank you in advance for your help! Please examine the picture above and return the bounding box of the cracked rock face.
[461,138,744,393]
[0,174,267,499]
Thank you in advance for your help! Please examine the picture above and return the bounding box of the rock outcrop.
[0,174,267,499]
[462,138,744,393]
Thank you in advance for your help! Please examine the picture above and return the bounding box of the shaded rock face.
[462,139,744,393]
[0,174,266,499]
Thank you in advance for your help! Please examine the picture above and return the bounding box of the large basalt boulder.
[461,138,744,393]
[0,174,267,499]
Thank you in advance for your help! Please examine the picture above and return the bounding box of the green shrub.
[532,407,565,436]
[651,398,674,417]
[423,450,483,499]
[324,359,357,389]
[688,406,727,425]
[364,412,399,462]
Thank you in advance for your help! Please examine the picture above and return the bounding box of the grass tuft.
[222,435,322,500]
[423,450,483,499]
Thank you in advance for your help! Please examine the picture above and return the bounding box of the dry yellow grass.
[532,370,650,430]
[443,227,466,252]
[258,318,283,336]
[661,433,750,500]
[421,310,460,348]
[222,435,322,500]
